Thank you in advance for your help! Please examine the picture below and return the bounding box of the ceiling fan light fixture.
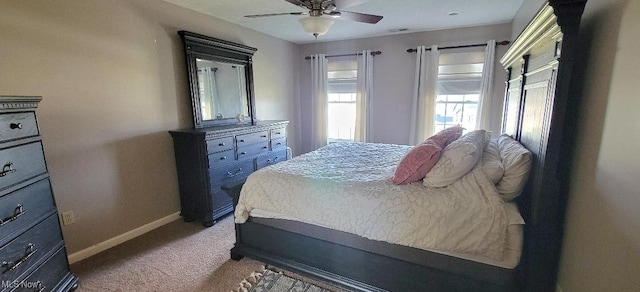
[298,16,335,36]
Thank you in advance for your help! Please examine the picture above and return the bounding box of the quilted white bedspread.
[235,142,523,261]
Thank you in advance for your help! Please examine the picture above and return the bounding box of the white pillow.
[482,138,505,184]
[424,130,487,187]
[495,134,532,201]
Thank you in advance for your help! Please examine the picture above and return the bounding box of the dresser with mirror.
[170,31,288,227]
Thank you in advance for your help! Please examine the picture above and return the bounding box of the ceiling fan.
[244,0,383,37]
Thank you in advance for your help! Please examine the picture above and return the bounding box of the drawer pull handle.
[218,142,226,146]
[276,143,282,146]
[262,146,268,149]
[266,157,280,164]
[220,156,227,160]
[0,162,16,177]
[261,135,267,138]
[36,283,46,292]
[1,243,37,274]
[275,132,281,135]
[240,151,247,155]
[10,123,23,130]
[239,139,246,143]
[0,204,25,227]
[226,168,244,178]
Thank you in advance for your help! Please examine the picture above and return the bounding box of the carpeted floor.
[70,215,350,292]
[70,215,264,291]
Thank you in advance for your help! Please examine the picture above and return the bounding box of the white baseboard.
[67,212,181,264]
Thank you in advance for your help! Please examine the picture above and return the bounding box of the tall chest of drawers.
[170,120,289,227]
[0,96,77,291]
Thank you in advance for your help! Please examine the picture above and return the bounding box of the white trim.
[67,212,181,264]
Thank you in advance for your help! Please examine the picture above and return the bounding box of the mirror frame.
[179,31,257,128]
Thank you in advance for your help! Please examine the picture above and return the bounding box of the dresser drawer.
[236,141,269,160]
[210,159,254,186]
[0,215,63,284]
[270,127,286,140]
[0,179,55,247]
[0,113,38,144]
[237,141,269,161]
[10,247,69,292]
[206,136,234,154]
[256,149,287,170]
[0,142,47,191]
[271,137,287,151]
[207,149,234,166]
[236,131,268,148]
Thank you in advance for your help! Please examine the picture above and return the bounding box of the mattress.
[235,142,525,263]
[250,202,523,269]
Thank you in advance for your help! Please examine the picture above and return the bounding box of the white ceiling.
[163,0,524,44]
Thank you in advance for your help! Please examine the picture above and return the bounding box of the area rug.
[235,267,347,292]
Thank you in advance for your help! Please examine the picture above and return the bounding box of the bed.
[229,1,587,291]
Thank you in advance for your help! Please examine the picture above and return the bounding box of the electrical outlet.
[61,211,75,226]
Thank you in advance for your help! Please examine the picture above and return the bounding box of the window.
[327,58,358,143]
[435,52,485,132]
[435,93,480,131]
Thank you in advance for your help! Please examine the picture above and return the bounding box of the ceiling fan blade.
[333,0,370,10]
[244,12,305,18]
[335,11,383,24]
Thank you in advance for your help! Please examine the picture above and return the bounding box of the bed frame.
[230,1,587,291]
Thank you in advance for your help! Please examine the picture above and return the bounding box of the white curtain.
[409,45,440,145]
[355,50,373,142]
[236,66,247,115]
[476,39,496,131]
[310,54,328,150]
[197,68,219,120]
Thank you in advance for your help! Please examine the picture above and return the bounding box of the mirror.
[179,31,257,128]
[195,59,249,121]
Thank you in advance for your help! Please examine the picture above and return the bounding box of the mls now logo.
[2,280,42,289]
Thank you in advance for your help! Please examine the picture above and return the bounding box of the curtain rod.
[305,50,382,60]
[406,40,510,53]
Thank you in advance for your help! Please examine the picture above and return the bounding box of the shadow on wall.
[53,131,181,254]
[113,131,181,220]
[560,1,626,197]
[559,0,637,290]
[162,25,193,130]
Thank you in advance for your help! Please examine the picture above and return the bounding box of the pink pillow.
[393,137,446,185]
[432,126,464,146]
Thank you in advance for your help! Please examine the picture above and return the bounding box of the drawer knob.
[1,243,37,274]
[218,142,226,146]
[261,135,267,138]
[240,151,247,155]
[275,132,281,135]
[239,139,246,143]
[226,168,244,178]
[0,162,16,177]
[262,146,268,149]
[0,204,25,227]
[10,123,22,130]
[266,157,280,164]
[220,156,227,160]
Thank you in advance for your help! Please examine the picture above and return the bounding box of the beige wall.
[513,0,640,290]
[296,24,512,153]
[0,0,298,254]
